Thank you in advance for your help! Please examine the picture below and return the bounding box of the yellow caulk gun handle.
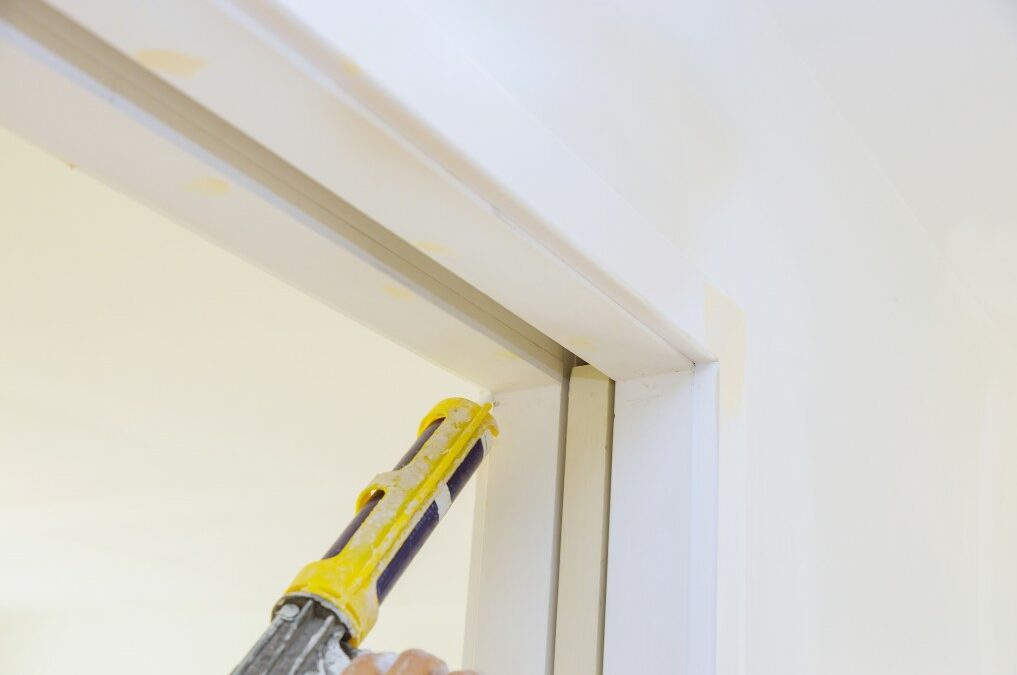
[279,397,498,647]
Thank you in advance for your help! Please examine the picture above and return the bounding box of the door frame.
[0,4,719,673]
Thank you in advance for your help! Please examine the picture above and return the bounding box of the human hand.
[342,648,476,675]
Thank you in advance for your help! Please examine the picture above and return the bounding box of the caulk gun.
[232,398,498,675]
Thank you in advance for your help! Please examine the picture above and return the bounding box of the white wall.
[0,126,484,674]
[6,2,1017,672]
[397,2,1017,673]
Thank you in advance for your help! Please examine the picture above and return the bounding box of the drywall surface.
[0,126,484,674]
[396,2,1017,673]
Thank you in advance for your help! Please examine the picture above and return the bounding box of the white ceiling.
[410,0,1017,347]
[0,126,481,673]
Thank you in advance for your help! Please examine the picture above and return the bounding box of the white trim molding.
[553,365,614,675]
[1,4,721,673]
[0,0,563,391]
[464,384,567,675]
[605,368,718,675]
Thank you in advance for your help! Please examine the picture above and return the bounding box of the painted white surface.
[688,363,719,675]
[554,366,613,675]
[604,372,694,675]
[6,2,1017,674]
[0,4,556,393]
[262,0,708,366]
[0,127,483,674]
[24,0,692,377]
[245,1,1017,673]
[463,385,564,675]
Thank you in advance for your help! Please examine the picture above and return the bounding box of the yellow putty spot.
[184,177,230,196]
[382,284,413,300]
[704,284,747,418]
[339,57,362,77]
[135,49,208,77]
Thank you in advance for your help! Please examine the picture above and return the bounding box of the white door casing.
[553,366,614,675]
[0,2,719,672]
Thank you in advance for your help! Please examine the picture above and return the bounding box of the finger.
[387,648,449,675]
[343,652,396,675]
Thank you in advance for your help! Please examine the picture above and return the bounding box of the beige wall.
[0,127,483,673]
